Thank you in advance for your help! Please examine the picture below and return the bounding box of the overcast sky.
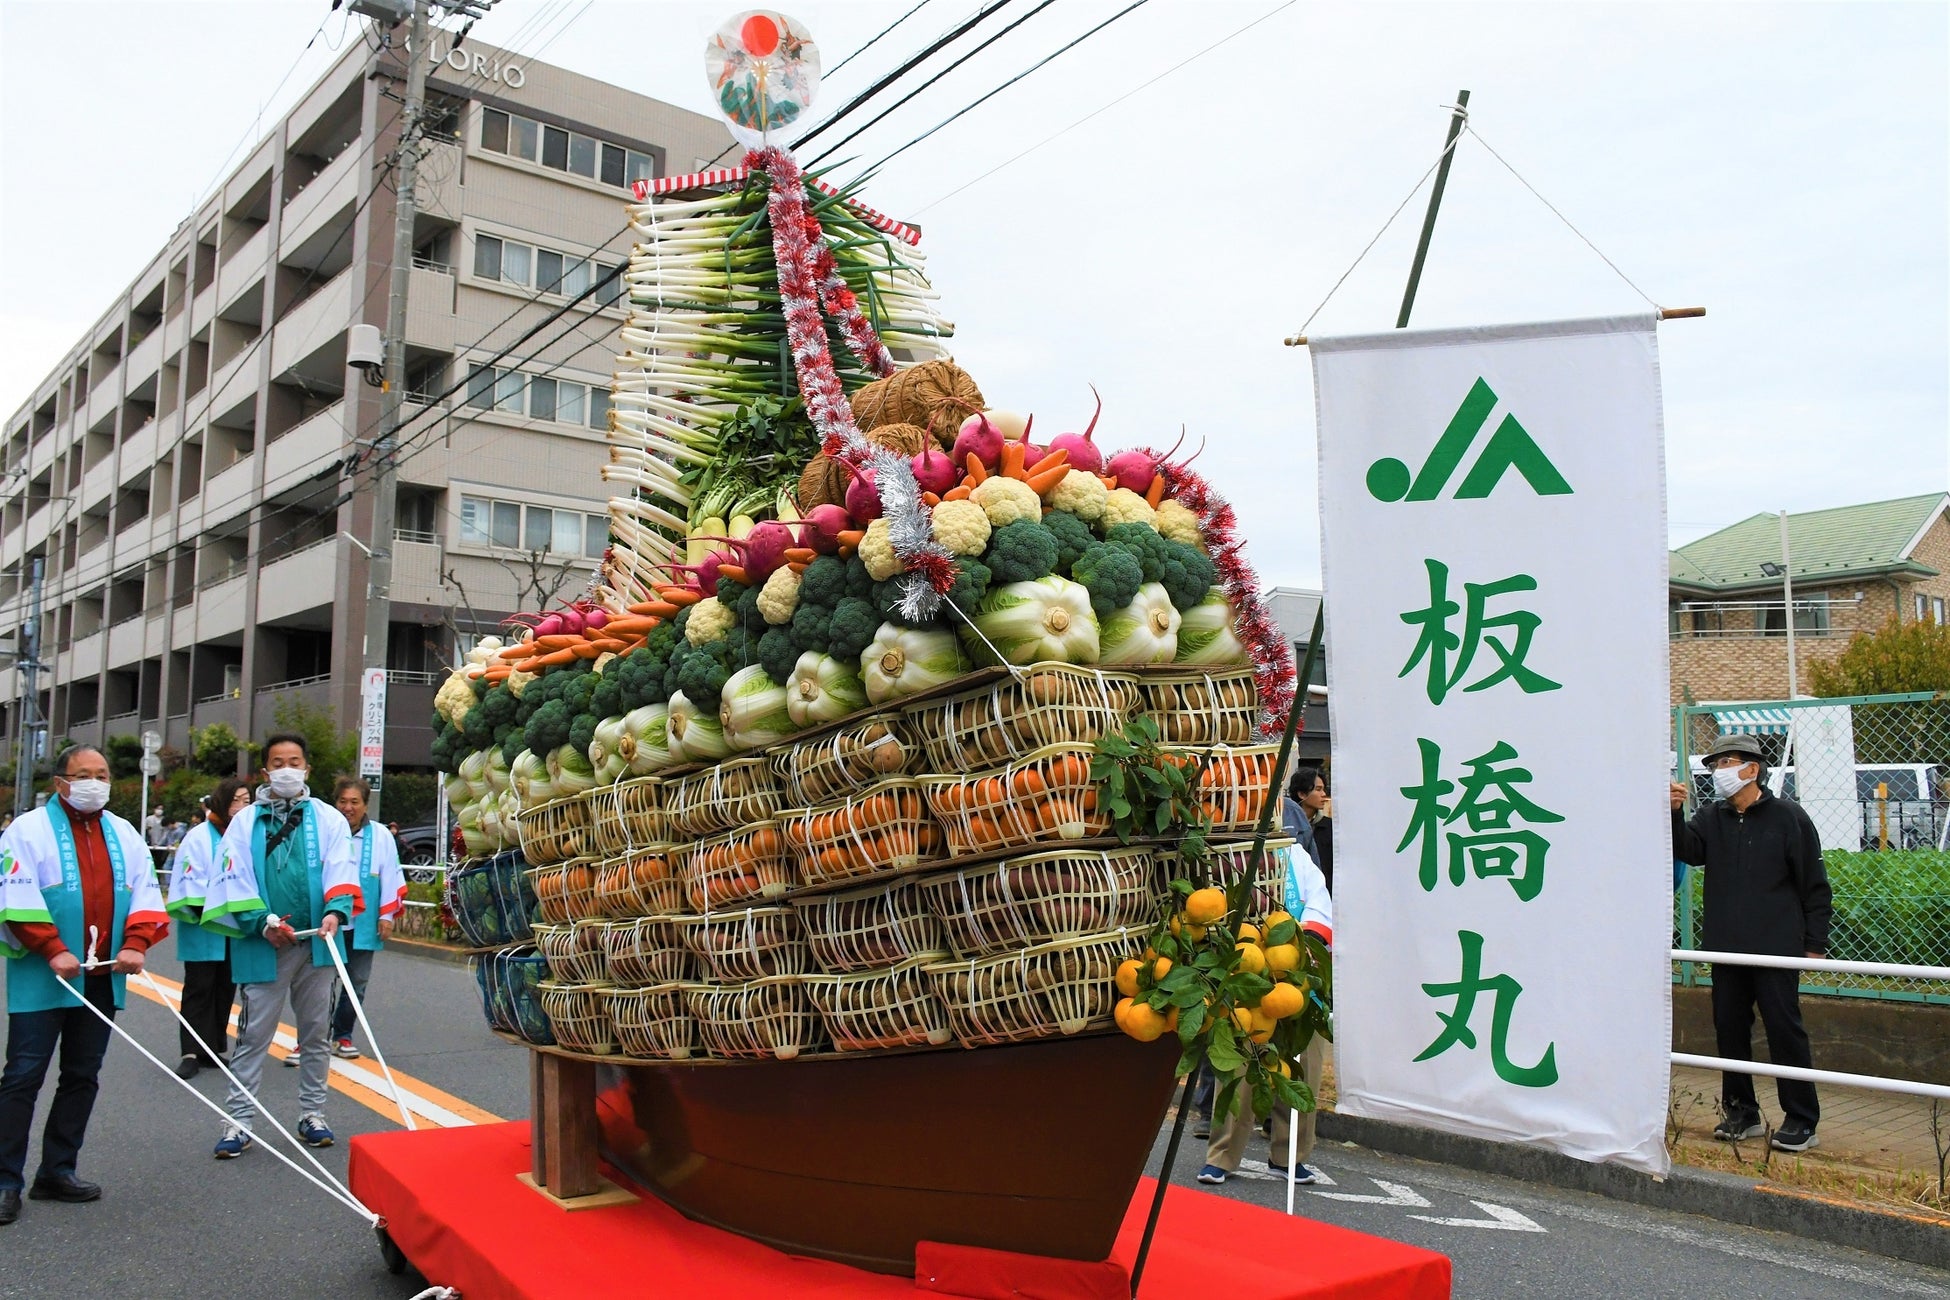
[2,1,1944,587]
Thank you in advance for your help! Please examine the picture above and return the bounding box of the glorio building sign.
[424,40,526,89]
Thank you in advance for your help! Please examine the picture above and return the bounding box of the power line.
[865,0,1152,173]
[805,0,1060,169]
[825,0,937,78]
[793,0,1017,151]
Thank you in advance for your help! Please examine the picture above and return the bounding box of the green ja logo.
[1366,378,1573,503]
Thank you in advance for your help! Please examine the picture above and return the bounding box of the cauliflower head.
[1154,498,1202,547]
[971,475,1042,528]
[434,670,477,728]
[930,498,992,557]
[1045,468,1108,522]
[757,565,802,625]
[683,595,737,646]
[858,517,904,581]
[1100,487,1158,532]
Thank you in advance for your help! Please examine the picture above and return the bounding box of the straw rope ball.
[798,453,851,509]
[863,422,930,457]
[850,359,984,448]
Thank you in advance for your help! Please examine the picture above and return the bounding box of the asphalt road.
[6,940,1947,1299]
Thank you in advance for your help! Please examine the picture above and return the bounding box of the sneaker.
[1192,1114,1211,1139]
[297,1115,334,1148]
[213,1128,253,1159]
[334,1037,360,1059]
[175,1055,201,1080]
[282,1051,300,1068]
[1771,1123,1819,1153]
[1268,1162,1321,1185]
[1713,1114,1764,1142]
[1196,1165,1228,1185]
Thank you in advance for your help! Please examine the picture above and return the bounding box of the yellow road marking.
[133,972,504,1127]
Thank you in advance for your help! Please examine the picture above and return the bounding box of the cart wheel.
[376,1224,409,1275]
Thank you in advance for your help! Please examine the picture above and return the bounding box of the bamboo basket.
[470,953,512,1034]
[902,664,1140,772]
[491,945,555,1046]
[915,847,1160,957]
[594,847,687,918]
[612,774,667,849]
[448,850,537,947]
[527,857,600,925]
[1190,745,1284,834]
[605,983,696,1060]
[583,782,627,859]
[666,756,782,838]
[922,928,1145,1048]
[788,877,946,973]
[684,976,827,1061]
[772,714,916,806]
[678,821,794,911]
[1171,838,1298,912]
[538,980,618,1055]
[916,743,1108,857]
[802,955,955,1051]
[1139,669,1259,746]
[677,905,811,981]
[531,922,609,984]
[514,789,594,866]
[603,915,695,986]
[778,777,946,889]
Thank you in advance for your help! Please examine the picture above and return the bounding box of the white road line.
[1304,1176,1432,1208]
[1409,1201,1548,1232]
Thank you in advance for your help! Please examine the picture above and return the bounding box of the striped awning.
[1710,705,1792,736]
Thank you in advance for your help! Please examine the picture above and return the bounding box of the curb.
[387,936,473,967]
[1315,1110,1950,1272]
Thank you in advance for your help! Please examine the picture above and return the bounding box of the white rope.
[322,928,417,1130]
[134,968,367,1211]
[406,1289,461,1300]
[1290,124,1467,339]
[53,974,377,1224]
[1284,1106,1299,1216]
[1463,124,1662,312]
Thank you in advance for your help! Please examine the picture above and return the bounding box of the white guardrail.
[1670,948,1950,1101]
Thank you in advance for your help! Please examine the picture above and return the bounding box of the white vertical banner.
[1313,315,1672,1174]
[359,667,388,779]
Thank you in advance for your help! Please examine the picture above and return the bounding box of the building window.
[528,375,557,422]
[474,234,620,306]
[541,125,569,170]
[1689,605,1723,637]
[556,380,585,427]
[473,234,501,281]
[1936,597,1947,626]
[460,364,608,430]
[458,492,606,558]
[501,241,531,287]
[597,263,624,307]
[1761,596,1830,637]
[586,514,608,556]
[600,142,626,187]
[466,364,495,409]
[568,133,597,178]
[477,107,655,190]
[1920,593,1930,622]
[627,150,657,186]
[480,107,510,154]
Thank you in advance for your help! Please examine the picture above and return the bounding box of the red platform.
[350,1123,1450,1299]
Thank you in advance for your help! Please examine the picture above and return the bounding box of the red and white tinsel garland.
[1152,454,1298,736]
[748,147,956,611]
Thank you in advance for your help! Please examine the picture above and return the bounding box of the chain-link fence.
[396,864,458,943]
[1674,691,1950,1004]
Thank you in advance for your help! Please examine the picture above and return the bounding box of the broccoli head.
[492,721,516,753]
[1158,537,1217,611]
[757,627,800,684]
[1072,541,1146,618]
[984,518,1059,586]
[944,556,992,618]
[643,618,680,663]
[561,672,598,718]
[872,575,933,629]
[568,711,600,756]
[735,581,767,634]
[663,639,696,700]
[827,596,880,662]
[590,675,623,721]
[479,682,518,728]
[1103,522,1172,585]
[798,555,850,609]
[719,625,753,668]
[523,699,573,756]
[790,601,833,657]
[1042,509,1097,574]
[460,704,492,749]
[429,729,457,773]
[676,647,731,712]
[842,553,876,600]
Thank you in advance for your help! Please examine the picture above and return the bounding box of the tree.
[268,698,360,798]
[1810,615,1950,765]
[190,722,254,776]
[102,734,143,780]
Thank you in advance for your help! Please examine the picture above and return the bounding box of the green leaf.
[1267,918,1298,946]
[1178,998,1207,1043]
[1170,984,1207,1008]
[1160,966,1197,992]
[1152,800,1174,834]
[1207,1024,1243,1074]
[1212,1075,1243,1126]
[1174,1040,1206,1076]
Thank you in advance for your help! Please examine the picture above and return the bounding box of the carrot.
[999,440,1025,479]
[1145,472,1167,508]
[497,642,537,660]
[534,633,582,650]
[1027,448,1069,476]
[782,547,817,564]
[836,529,865,549]
[942,484,973,501]
[629,600,680,617]
[716,564,748,584]
[659,588,703,606]
[571,642,603,659]
[921,492,940,507]
[586,637,630,653]
[788,560,809,574]
[483,665,512,683]
[528,648,579,669]
[1025,462,1070,495]
[600,616,660,636]
[963,453,988,485]
[1099,475,1120,490]
[837,544,856,559]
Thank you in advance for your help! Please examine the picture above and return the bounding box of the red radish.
[557,606,587,635]
[534,613,566,637]
[582,607,609,630]
[739,521,794,581]
[911,446,957,495]
[1106,428,1187,494]
[951,413,1006,471]
[797,504,850,554]
[844,469,883,524]
[1045,386,1106,475]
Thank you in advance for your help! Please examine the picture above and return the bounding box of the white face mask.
[267,767,310,799]
[62,778,111,814]
[1712,765,1753,800]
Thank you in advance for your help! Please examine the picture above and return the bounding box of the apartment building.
[0,36,729,771]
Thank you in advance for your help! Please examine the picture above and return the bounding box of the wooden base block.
[515,1170,641,1211]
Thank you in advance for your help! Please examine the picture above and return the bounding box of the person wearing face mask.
[199,734,359,1159]
[1670,733,1831,1154]
[0,745,169,1226]
[327,776,405,1059]
[164,779,250,1079]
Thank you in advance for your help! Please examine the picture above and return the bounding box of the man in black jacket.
[1670,734,1831,1153]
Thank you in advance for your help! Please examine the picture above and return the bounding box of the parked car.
[1685,759,1947,850]
[392,822,444,867]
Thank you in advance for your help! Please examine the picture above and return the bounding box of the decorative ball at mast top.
[705,9,820,148]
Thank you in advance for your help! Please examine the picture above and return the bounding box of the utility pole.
[1397,89,1470,329]
[13,557,45,816]
[359,0,433,821]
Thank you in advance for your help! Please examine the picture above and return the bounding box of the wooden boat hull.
[593,1033,1182,1274]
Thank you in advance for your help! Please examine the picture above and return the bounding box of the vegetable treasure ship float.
[433,7,1328,1278]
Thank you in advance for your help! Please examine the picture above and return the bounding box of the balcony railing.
[386,668,444,686]
[394,528,439,545]
[253,672,332,695]
[198,688,243,704]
